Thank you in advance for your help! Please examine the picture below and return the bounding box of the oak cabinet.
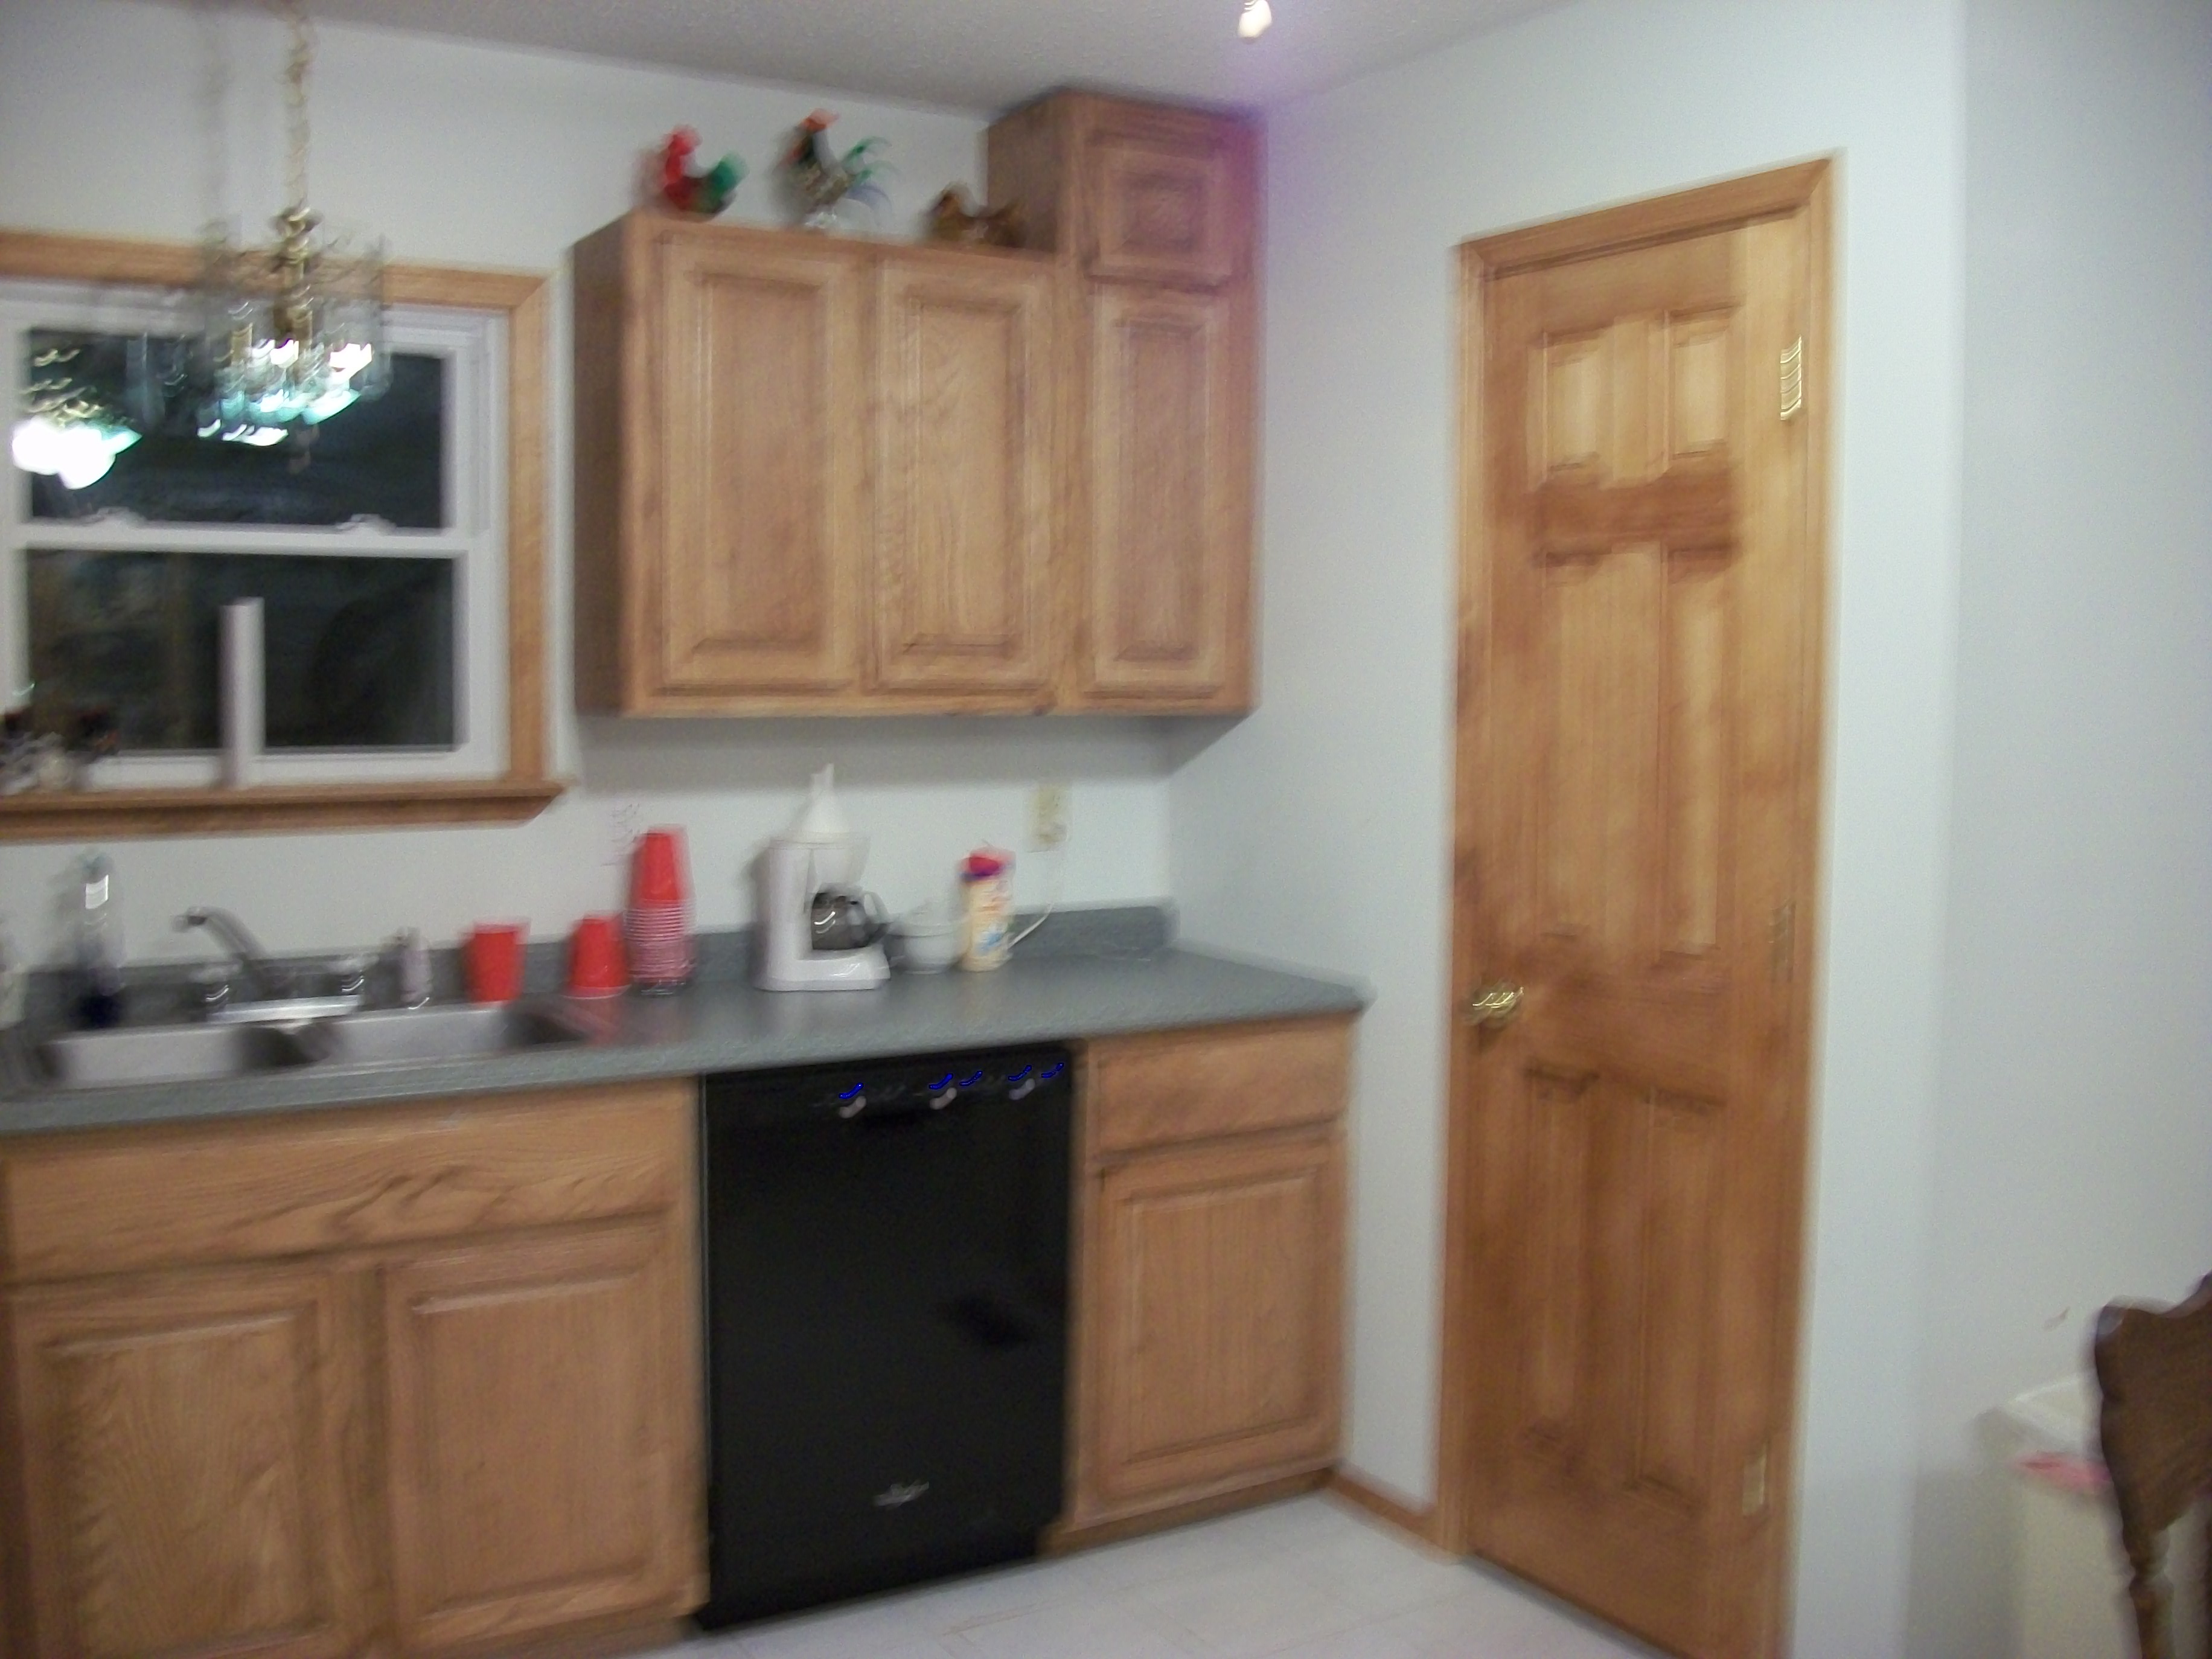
[574,215,1058,714]
[0,1082,702,1659]
[988,91,1259,712]
[1070,1018,1350,1528]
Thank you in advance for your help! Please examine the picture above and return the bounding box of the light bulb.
[53,424,116,490]
[10,415,63,475]
[1239,0,1273,39]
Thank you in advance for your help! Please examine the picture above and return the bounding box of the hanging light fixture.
[10,345,141,491]
[196,0,387,447]
[1238,0,1274,40]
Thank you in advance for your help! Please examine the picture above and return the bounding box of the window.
[4,281,507,785]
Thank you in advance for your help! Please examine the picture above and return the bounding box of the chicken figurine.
[656,127,744,219]
[780,110,889,229]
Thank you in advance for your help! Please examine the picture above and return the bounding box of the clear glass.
[27,548,457,752]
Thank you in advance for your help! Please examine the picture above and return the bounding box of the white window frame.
[1,278,508,785]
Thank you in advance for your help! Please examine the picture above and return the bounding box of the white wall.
[1904,2,2212,1654]
[0,0,1175,962]
[1168,2,1966,1654]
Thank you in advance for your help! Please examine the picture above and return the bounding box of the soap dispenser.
[73,850,124,1028]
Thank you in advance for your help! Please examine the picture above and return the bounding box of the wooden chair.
[2094,1274,2212,1659]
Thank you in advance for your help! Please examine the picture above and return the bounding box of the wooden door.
[380,1220,692,1653]
[871,252,1056,699]
[1078,283,1253,708]
[1082,1131,1343,1514]
[655,229,866,699]
[6,1266,368,1659]
[1441,165,1830,1659]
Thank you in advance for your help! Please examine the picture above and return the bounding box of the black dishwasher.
[698,1046,1072,1628]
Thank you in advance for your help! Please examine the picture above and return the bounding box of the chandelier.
[197,0,387,447]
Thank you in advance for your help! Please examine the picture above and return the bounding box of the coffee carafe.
[756,768,890,991]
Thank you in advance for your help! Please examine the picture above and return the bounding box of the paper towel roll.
[220,598,263,788]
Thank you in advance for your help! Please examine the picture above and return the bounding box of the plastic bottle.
[960,849,1014,971]
[74,851,124,1028]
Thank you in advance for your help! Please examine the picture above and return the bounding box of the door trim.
[1433,158,1833,1652]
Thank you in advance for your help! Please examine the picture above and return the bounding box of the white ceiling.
[293,0,1562,113]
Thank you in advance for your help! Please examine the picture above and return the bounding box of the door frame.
[1433,158,1833,1646]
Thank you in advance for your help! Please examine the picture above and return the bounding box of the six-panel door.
[380,1219,691,1654]
[5,1265,368,1659]
[871,254,1056,698]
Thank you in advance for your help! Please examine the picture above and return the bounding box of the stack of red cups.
[625,827,694,992]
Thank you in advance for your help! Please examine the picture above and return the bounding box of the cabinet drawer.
[1084,1018,1351,1156]
[0,1081,693,1284]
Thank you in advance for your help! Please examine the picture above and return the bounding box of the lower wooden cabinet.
[1069,1017,1352,1528]
[0,1081,701,1659]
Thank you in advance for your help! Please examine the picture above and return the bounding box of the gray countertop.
[0,940,1367,1138]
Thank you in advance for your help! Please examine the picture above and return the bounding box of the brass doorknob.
[1464,981,1524,1029]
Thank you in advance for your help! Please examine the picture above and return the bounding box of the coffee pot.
[809,886,888,953]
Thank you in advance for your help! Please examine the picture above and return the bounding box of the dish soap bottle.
[74,851,125,1028]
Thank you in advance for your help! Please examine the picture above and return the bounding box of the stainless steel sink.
[33,1022,321,1087]
[299,1002,590,1067]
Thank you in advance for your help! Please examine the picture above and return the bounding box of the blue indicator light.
[839,1084,865,1100]
[1008,1066,1032,1082]
[928,1073,954,1090]
[958,1071,983,1088]
[1042,1062,1066,1080]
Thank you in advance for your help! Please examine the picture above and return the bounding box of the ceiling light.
[1238,0,1273,40]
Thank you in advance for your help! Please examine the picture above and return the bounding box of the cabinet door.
[380,1219,695,1653]
[1080,1132,1343,1517]
[654,232,866,700]
[1087,128,1243,288]
[6,1266,367,1659]
[871,254,1056,698]
[1081,283,1253,708]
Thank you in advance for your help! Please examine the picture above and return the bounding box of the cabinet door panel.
[1082,1133,1342,1515]
[382,1220,692,1652]
[656,234,865,697]
[7,1267,366,1659]
[1087,129,1242,287]
[871,257,1055,697]
[1082,284,1252,707]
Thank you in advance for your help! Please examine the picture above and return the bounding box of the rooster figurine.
[780,110,889,229]
[657,127,744,219]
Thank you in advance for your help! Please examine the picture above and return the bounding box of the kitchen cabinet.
[0,1081,702,1659]
[988,91,1260,712]
[572,216,1058,714]
[1069,1017,1350,1529]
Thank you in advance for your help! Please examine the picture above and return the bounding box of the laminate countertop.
[0,936,1367,1138]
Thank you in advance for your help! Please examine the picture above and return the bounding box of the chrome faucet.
[176,906,289,1002]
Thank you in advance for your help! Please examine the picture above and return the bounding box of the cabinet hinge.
[1742,1445,1770,1517]
[1779,338,1804,421]
[1768,902,1795,985]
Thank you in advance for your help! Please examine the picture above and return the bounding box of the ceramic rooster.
[657,127,744,218]
[780,110,889,229]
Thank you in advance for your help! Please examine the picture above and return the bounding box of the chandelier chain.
[282,0,312,216]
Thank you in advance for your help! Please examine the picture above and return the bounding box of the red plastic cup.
[465,922,526,1003]
[567,914,628,997]
[630,828,689,907]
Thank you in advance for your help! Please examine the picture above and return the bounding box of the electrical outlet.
[1030,783,1070,850]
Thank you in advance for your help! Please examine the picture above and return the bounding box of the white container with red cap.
[960,848,1014,971]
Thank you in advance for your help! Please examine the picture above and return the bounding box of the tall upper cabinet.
[571,91,1257,717]
[989,92,1259,712]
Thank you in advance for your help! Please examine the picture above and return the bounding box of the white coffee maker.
[755,767,890,991]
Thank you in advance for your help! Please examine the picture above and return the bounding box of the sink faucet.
[176,907,289,1003]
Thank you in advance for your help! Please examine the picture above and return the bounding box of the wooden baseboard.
[469,1618,688,1659]
[1045,1467,1331,1553]
[1324,1467,1444,1550]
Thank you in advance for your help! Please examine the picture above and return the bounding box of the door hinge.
[1779,338,1804,421]
[1768,902,1795,985]
[1742,1445,1770,1517]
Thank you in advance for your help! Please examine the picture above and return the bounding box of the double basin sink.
[28,1002,590,1090]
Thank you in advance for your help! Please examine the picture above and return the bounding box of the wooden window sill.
[0,779,566,842]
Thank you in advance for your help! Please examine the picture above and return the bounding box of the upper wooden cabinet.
[989,91,1260,712]
[574,91,1258,718]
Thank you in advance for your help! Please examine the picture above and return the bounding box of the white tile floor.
[670,1492,1663,1659]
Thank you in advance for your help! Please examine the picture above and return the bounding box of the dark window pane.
[24,331,446,528]
[27,550,456,751]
